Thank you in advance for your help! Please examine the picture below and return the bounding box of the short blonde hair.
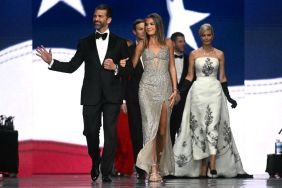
[199,23,214,37]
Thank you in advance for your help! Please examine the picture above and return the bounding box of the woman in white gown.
[173,23,251,178]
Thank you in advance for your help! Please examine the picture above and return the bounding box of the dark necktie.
[95,32,108,40]
[174,54,183,59]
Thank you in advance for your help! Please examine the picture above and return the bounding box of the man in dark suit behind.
[170,32,189,146]
[36,4,129,183]
[119,19,146,179]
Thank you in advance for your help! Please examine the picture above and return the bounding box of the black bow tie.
[174,54,183,59]
[95,32,108,40]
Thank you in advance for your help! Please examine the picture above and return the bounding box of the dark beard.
[94,22,103,30]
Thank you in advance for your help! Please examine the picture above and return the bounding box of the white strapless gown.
[173,57,247,177]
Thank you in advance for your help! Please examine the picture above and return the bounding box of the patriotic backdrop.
[0,0,282,176]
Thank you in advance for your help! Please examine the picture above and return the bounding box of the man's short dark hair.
[95,4,112,18]
[170,32,185,42]
[132,19,144,31]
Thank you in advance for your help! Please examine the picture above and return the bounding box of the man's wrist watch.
[114,64,119,75]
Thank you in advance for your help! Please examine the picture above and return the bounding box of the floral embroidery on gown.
[136,47,175,176]
[173,57,247,177]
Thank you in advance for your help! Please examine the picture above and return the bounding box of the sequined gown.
[173,57,247,177]
[136,47,175,176]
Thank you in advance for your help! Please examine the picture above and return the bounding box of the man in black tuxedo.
[119,19,145,179]
[36,4,129,183]
[169,32,189,146]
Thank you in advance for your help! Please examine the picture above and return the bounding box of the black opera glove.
[179,79,192,95]
[221,82,237,108]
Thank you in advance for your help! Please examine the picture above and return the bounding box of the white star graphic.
[37,0,86,18]
[166,0,210,49]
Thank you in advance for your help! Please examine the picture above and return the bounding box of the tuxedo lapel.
[89,33,102,65]
[179,54,188,84]
[104,33,116,60]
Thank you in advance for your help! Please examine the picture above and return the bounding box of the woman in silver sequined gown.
[131,13,177,181]
[173,24,250,178]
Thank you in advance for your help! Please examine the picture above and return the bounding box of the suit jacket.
[124,43,144,103]
[177,53,189,90]
[49,32,129,105]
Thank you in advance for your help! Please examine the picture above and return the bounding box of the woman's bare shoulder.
[165,38,173,47]
[190,48,201,57]
[213,47,224,56]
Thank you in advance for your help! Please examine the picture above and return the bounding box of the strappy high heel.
[149,172,163,182]
[149,164,163,182]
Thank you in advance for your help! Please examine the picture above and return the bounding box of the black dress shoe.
[136,172,146,179]
[102,176,112,183]
[91,165,100,182]
[236,173,253,178]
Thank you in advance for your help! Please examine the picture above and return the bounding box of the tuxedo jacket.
[49,32,129,105]
[124,43,144,103]
[177,53,189,90]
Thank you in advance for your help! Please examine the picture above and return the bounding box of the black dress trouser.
[83,102,120,176]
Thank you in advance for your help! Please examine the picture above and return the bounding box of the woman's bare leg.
[150,102,167,182]
[156,102,168,163]
[209,154,216,171]
[200,158,208,177]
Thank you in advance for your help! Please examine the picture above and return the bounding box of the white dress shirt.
[96,29,110,64]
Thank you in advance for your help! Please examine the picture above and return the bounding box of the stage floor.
[1,174,281,188]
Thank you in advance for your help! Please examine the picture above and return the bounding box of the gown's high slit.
[136,47,175,176]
